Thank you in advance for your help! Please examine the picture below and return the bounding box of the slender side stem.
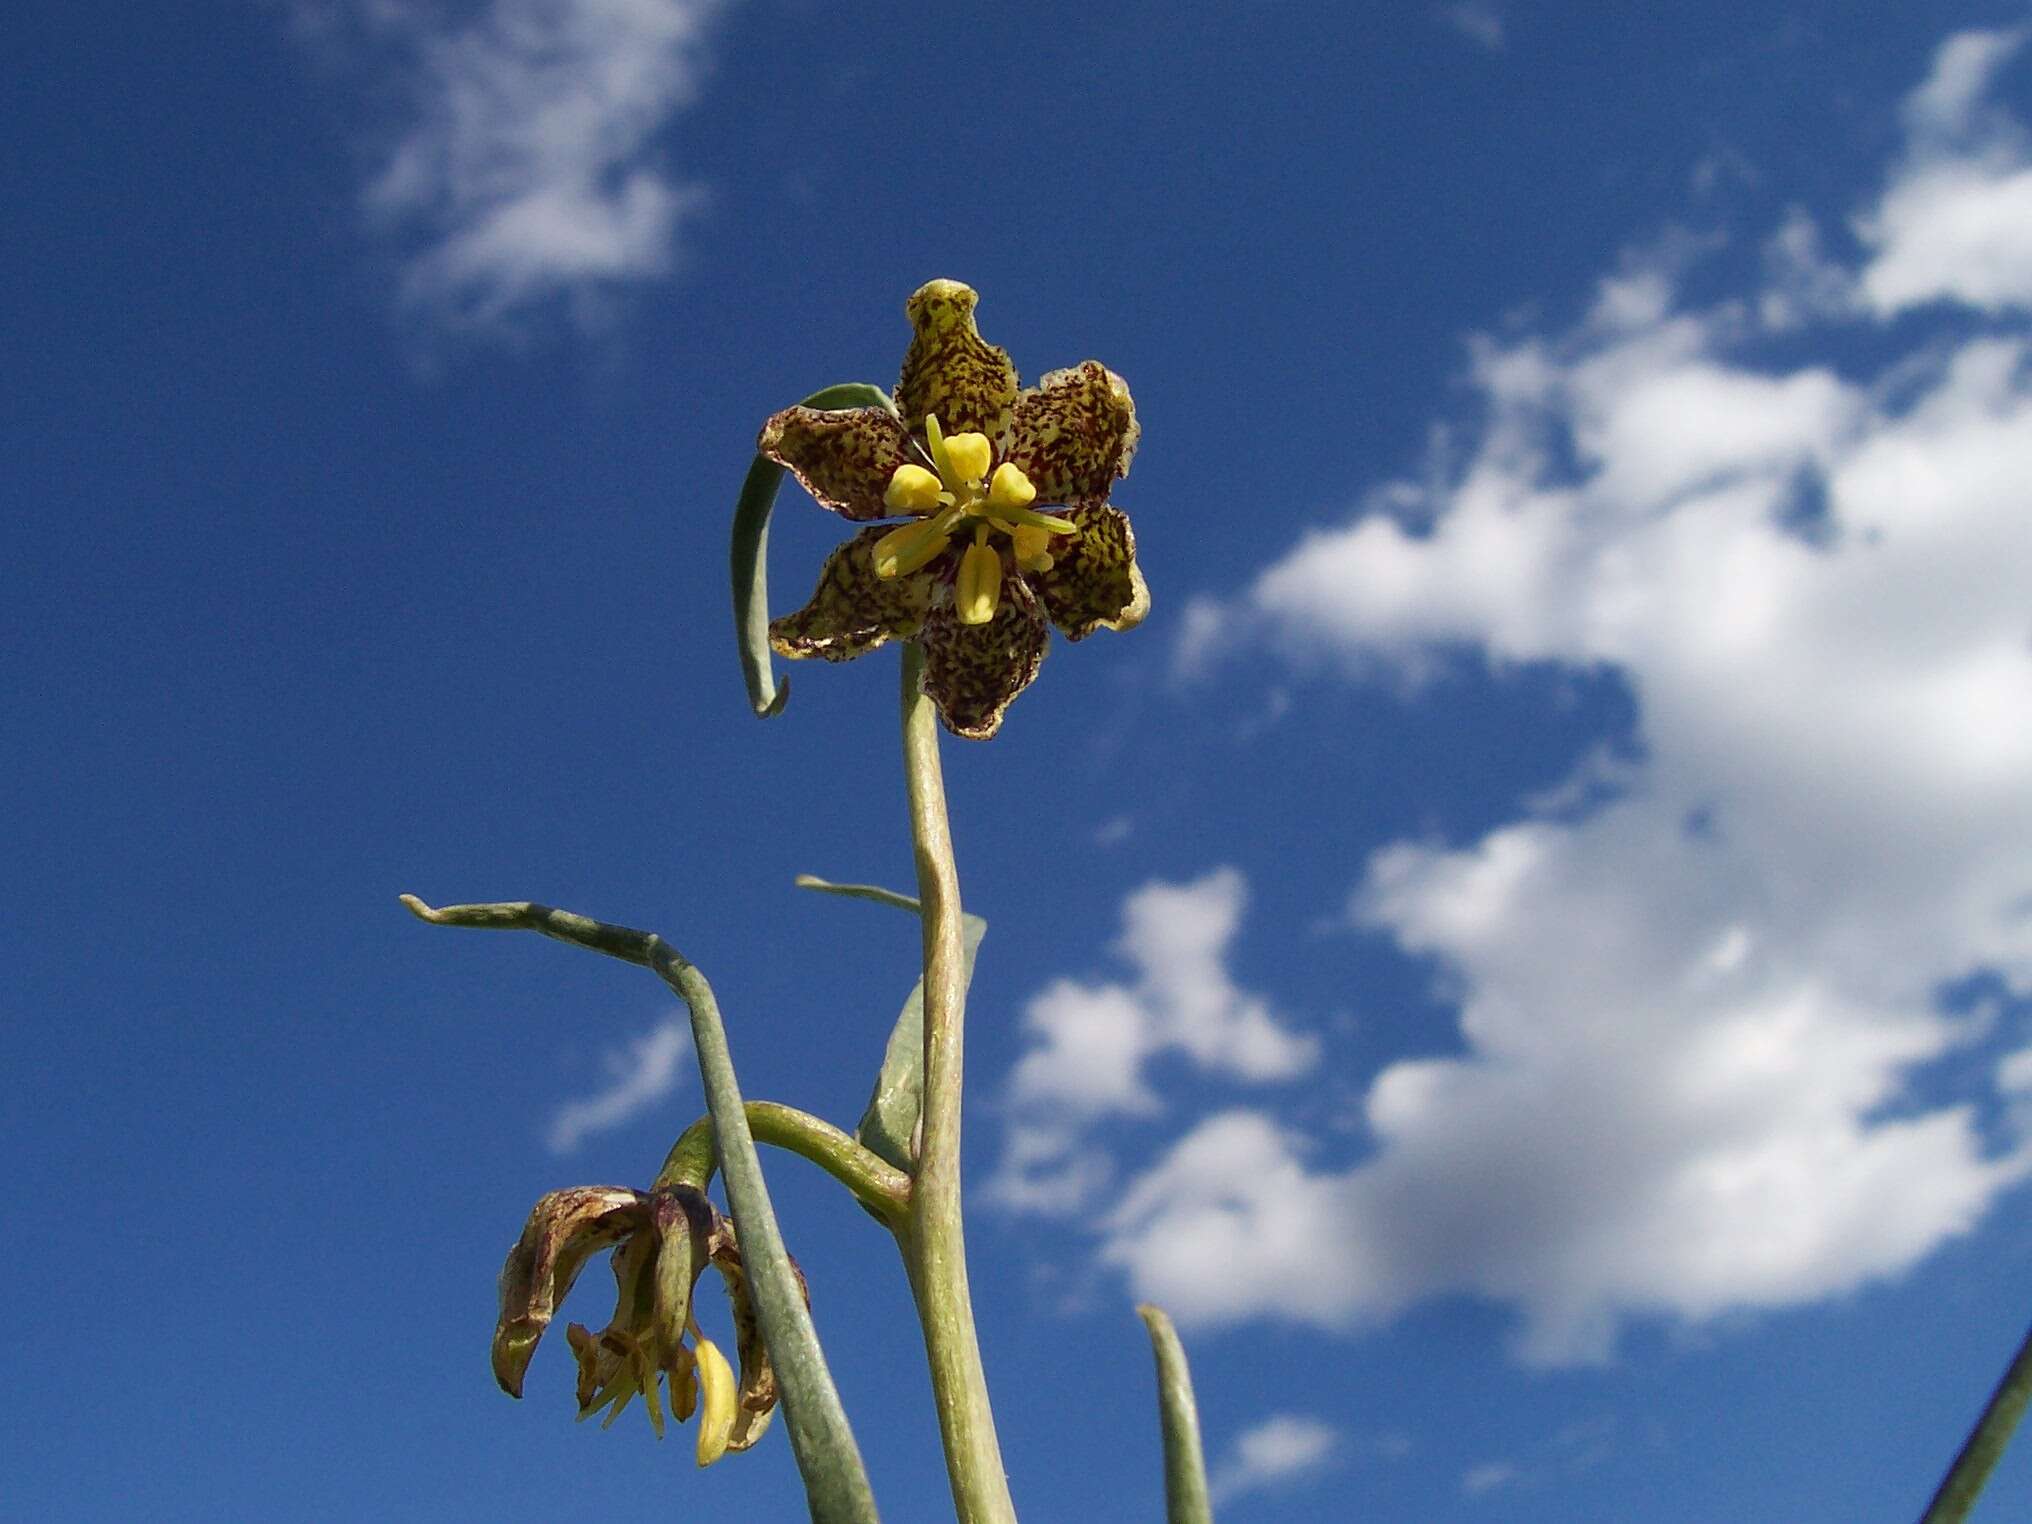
[895,643,1017,1524]
[400,894,879,1524]
[1920,1317,2032,1524]
[657,1102,912,1224]
[1137,1305,1213,1524]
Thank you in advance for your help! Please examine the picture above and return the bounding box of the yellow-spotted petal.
[897,280,1018,440]
[920,577,1049,740]
[1002,361,1140,503]
[1029,503,1150,640]
[759,405,914,522]
[771,526,935,661]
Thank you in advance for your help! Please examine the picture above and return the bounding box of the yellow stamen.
[994,503,1077,535]
[1011,523,1054,568]
[957,539,1002,625]
[884,463,943,514]
[693,1336,737,1467]
[988,461,1036,512]
[943,431,992,484]
[872,509,957,578]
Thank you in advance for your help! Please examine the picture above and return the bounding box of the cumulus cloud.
[546,1015,690,1152]
[356,0,725,325]
[1860,26,2032,314]
[1462,1461,1519,1498]
[1208,1414,1341,1505]
[988,870,1318,1213]
[1437,2,1504,52]
[1108,28,2032,1363]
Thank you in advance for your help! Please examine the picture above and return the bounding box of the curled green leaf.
[732,383,898,719]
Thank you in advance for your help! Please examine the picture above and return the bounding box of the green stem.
[657,1101,912,1225]
[1137,1305,1213,1524]
[399,894,880,1524]
[1920,1317,2032,1524]
[895,642,1016,1524]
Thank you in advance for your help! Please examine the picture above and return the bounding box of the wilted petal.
[921,577,1050,740]
[1003,362,1139,503]
[651,1187,715,1359]
[759,406,915,522]
[1030,504,1149,640]
[896,280,1019,440]
[704,1222,810,1452]
[493,1186,647,1398]
[771,527,936,661]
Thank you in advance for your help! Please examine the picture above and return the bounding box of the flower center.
[871,413,1078,624]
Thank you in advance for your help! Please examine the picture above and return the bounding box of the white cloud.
[546,1015,691,1152]
[1462,1461,1519,1498]
[989,870,1319,1212]
[1208,1414,1341,1505]
[358,0,725,325]
[1110,29,2032,1363]
[1860,27,2032,315]
[1437,2,1504,52]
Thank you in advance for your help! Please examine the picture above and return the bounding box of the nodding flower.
[493,1182,805,1466]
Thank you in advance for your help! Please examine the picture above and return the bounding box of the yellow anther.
[956,540,1003,625]
[872,511,956,578]
[989,461,1036,513]
[692,1336,736,1468]
[1011,523,1054,568]
[884,463,943,514]
[943,431,993,484]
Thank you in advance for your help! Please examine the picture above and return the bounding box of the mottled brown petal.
[705,1225,809,1451]
[758,405,913,522]
[921,578,1050,740]
[1003,362,1140,503]
[493,1185,647,1398]
[1030,503,1150,641]
[895,280,1019,439]
[770,527,935,661]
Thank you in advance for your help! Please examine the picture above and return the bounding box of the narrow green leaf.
[1920,1316,2032,1524]
[795,873,987,1174]
[731,383,897,719]
[1138,1304,1214,1524]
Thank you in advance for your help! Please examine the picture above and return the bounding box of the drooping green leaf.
[796,874,987,1174]
[1138,1304,1213,1524]
[731,383,898,719]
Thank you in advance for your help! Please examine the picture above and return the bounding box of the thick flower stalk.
[761,279,1148,738]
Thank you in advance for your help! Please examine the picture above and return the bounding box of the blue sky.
[11,2,2032,1518]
